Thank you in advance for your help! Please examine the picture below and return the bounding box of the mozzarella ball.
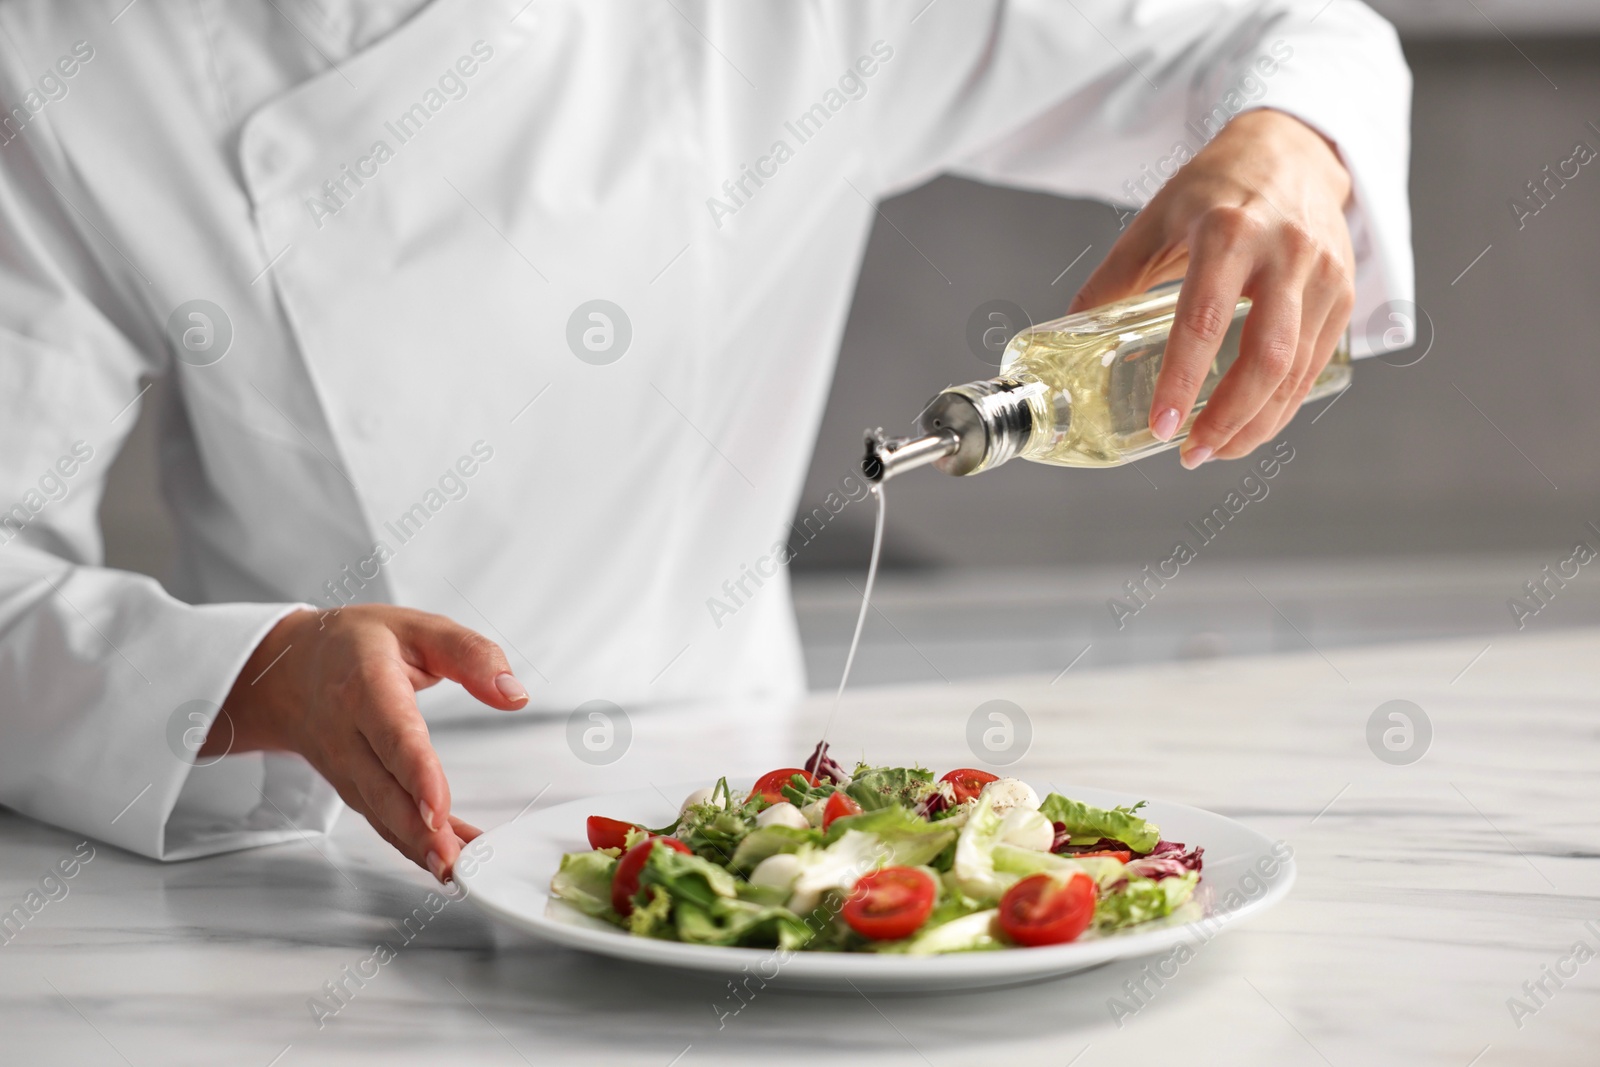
[979,777,1040,816]
[679,786,724,815]
[755,802,810,831]
[748,853,803,893]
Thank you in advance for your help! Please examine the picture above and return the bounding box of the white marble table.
[3,627,1597,1066]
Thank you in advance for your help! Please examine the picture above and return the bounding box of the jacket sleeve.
[0,67,340,861]
[839,0,1413,357]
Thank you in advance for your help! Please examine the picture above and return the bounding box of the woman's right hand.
[207,604,531,881]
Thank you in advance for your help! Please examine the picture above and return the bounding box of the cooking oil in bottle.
[864,283,1350,481]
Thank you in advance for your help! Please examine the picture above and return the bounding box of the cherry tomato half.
[822,790,863,830]
[611,836,692,916]
[587,815,638,851]
[751,768,818,804]
[841,867,937,941]
[939,768,999,805]
[997,872,1097,947]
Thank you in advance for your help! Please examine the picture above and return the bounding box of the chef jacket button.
[353,412,382,438]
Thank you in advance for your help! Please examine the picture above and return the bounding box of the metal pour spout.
[861,377,1042,483]
[862,428,960,484]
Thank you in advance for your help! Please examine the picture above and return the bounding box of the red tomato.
[822,790,863,830]
[1074,849,1133,864]
[611,836,691,916]
[750,768,818,804]
[586,816,638,851]
[939,768,999,804]
[841,867,937,941]
[997,872,1097,947]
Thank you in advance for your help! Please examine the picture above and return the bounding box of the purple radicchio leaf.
[803,741,850,786]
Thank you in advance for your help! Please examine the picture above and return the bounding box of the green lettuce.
[844,765,936,812]
[950,791,1012,902]
[781,775,840,808]
[1039,794,1160,853]
[675,897,812,949]
[627,884,675,937]
[823,805,956,869]
[992,843,1083,879]
[1095,871,1199,931]
[549,850,619,920]
[787,830,890,915]
[636,844,739,909]
[729,825,823,874]
[886,909,1002,955]
[672,782,759,865]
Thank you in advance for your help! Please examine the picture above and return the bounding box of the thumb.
[1066,213,1173,314]
[401,612,531,711]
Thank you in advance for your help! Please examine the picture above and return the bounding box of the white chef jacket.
[0,0,1411,861]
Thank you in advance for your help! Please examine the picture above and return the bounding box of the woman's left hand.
[1068,108,1356,468]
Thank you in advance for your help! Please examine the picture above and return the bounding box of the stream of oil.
[818,481,885,749]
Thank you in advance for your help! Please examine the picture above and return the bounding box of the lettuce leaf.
[950,791,1012,902]
[787,830,888,916]
[822,805,956,869]
[781,774,840,808]
[673,806,756,866]
[880,909,1002,955]
[844,765,936,812]
[549,850,619,920]
[1039,794,1161,854]
[674,897,812,949]
[729,825,823,874]
[1095,871,1199,931]
[636,842,739,909]
[992,843,1089,881]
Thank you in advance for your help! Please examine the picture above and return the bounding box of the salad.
[549,743,1203,955]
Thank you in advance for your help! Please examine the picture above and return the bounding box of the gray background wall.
[102,25,1600,591]
[788,34,1600,574]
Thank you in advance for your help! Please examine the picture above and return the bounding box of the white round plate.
[459,781,1294,991]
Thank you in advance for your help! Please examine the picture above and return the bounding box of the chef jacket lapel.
[234,0,718,685]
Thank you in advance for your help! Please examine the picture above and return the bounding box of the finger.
[1271,290,1352,437]
[344,730,460,880]
[321,769,445,878]
[1214,281,1334,460]
[449,814,483,843]
[1066,211,1173,314]
[399,612,530,711]
[355,654,456,845]
[1151,210,1259,452]
[1182,267,1301,466]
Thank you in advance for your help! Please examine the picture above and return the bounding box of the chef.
[0,1,1411,881]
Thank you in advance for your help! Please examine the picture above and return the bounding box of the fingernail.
[1151,407,1181,441]
[494,671,529,703]
[419,800,438,833]
[1181,445,1213,470]
[426,850,449,883]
